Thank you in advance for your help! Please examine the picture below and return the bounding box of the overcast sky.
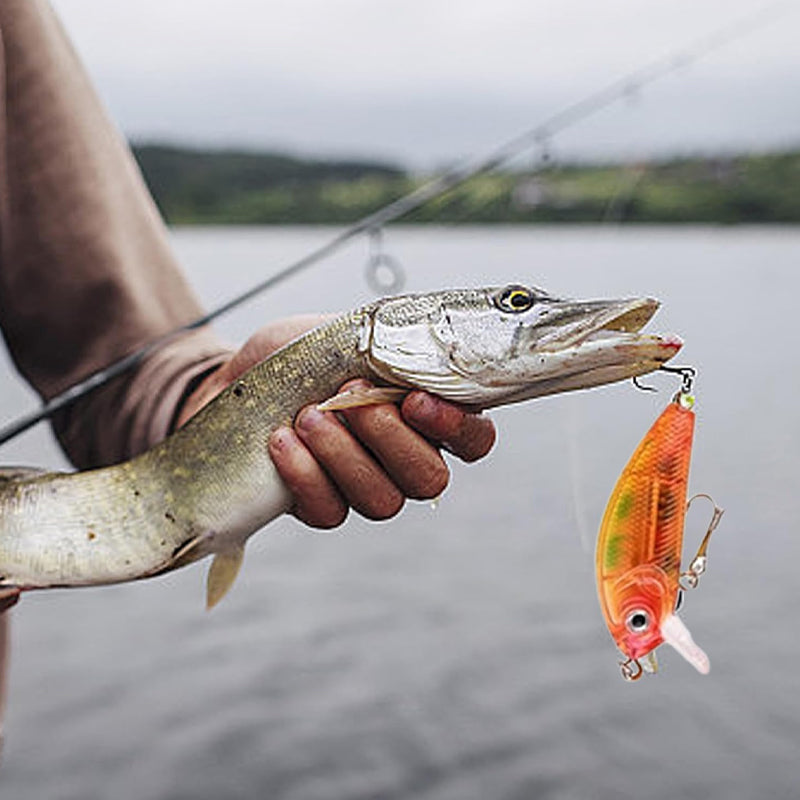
[50,0,800,167]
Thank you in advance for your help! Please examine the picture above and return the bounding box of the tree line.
[132,143,800,225]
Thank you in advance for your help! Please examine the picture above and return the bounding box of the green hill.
[131,143,800,225]
[132,143,406,224]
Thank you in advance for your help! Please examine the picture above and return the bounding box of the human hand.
[177,315,496,528]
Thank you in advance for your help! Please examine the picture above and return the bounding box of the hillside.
[131,144,800,225]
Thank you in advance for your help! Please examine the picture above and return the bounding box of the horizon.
[129,139,800,172]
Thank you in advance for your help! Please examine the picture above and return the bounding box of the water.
[0,226,798,799]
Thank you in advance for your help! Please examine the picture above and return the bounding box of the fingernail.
[269,426,293,452]
[297,406,324,433]
[341,377,372,392]
[404,391,436,421]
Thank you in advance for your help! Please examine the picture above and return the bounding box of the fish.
[0,284,682,608]
[595,388,721,679]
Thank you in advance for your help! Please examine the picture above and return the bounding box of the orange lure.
[596,383,721,680]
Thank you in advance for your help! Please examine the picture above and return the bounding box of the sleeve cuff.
[52,327,234,468]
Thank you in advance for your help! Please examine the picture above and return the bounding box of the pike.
[0,284,682,608]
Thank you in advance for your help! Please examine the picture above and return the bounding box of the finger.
[401,392,496,463]
[295,406,405,521]
[268,426,348,528]
[338,380,448,500]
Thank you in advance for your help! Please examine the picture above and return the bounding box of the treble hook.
[680,493,724,590]
[660,364,696,396]
[631,365,696,396]
[620,657,644,682]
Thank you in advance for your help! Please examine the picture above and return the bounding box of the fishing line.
[0,0,789,447]
[562,392,594,556]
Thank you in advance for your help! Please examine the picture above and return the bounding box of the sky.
[50,0,800,168]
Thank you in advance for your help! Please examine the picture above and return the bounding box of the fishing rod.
[0,1,788,447]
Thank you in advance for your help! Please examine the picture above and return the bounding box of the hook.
[659,364,696,396]
[620,657,644,682]
[680,493,724,590]
[632,375,657,392]
[631,365,696,396]
[642,650,659,674]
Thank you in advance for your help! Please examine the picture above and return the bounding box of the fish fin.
[168,535,206,571]
[206,546,245,610]
[317,386,409,411]
[660,613,710,674]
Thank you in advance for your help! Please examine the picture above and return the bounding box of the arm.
[0,0,495,525]
[0,2,494,747]
[0,0,232,468]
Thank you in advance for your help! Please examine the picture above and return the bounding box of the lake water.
[0,226,798,799]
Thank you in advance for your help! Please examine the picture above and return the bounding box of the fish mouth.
[363,286,683,410]
[536,296,664,351]
[491,295,682,406]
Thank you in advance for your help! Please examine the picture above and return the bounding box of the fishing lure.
[595,369,723,680]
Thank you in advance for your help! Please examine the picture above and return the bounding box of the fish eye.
[625,609,651,634]
[494,285,536,313]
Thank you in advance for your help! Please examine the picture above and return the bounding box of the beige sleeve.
[0,0,233,468]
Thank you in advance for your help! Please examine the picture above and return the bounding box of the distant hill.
[131,143,800,225]
[132,143,406,223]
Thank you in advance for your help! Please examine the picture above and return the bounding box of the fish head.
[605,564,674,661]
[365,284,682,409]
[604,564,710,674]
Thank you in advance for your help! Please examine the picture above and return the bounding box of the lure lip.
[660,613,710,675]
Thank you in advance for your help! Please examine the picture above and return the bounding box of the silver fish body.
[0,284,681,603]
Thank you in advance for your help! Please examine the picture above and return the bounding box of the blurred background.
[1,2,799,798]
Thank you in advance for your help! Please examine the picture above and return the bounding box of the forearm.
[0,0,231,467]
[51,330,232,467]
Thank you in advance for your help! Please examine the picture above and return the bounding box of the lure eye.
[494,285,536,313]
[625,609,651,634]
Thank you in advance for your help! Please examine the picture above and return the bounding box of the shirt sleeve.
[0,0,233,468]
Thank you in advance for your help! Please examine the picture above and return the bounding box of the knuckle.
[367,404,401,433]
[341,377,372,392]
[347,403,401,441]
[403,392,462,439]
